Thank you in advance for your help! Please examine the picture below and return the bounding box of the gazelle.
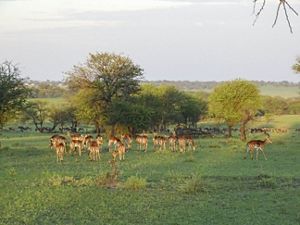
[52,139,65,163]
[108,136,121,152]
[168,135,177,152]
[88,136,103,161]
[177,136,187,153]
[185,135,196,151]
[244,133,272,160]
[136,134,148,152]
[70,139,84,156]
[153,135,167,151]
[121,133,132,151]
[111,142,126,161]
[49,135,66,151]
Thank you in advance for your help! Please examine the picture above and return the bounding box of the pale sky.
[0,0,300,82]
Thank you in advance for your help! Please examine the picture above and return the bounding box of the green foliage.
[66,52,143,132]
[178,175,208,194]
[292,57,300,73]
[0,61,30,128]
[123,176,148,190]
[21,101,49,132]
[208,79,261,137]
[29,81,67,98]
[262,96,289,115]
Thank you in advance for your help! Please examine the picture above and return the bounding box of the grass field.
[1,115,300,225]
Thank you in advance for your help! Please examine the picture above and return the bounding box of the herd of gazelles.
[49,132,272,163]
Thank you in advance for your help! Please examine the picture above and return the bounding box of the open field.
[1,115,300,225]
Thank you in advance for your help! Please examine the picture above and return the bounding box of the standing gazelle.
[244,133,272,160]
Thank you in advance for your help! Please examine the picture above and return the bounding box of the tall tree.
[208,80,261,140]
[66,52,143,135]
[0,61,29,128]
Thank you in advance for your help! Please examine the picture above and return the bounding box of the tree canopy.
[0,61,29,128]
[292,57,300,74]
[208,79,261,139]
[66,52,144,134]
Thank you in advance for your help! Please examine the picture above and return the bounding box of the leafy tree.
[49,105,78,132]
[22,101,49,132]
[0,61,30,128]
[292,57,300,74]
[179,94,207,128]
[261,96,288,115]
[66,52,143,135]
[208,80,261,140]
[138,84,207,131]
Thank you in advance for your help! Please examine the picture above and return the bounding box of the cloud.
[0,0,193,32]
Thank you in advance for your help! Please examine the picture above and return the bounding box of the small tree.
[208,80,261,140]
[22,101,49,132]
[0,61,29,128]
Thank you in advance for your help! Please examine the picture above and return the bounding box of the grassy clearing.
[0,115,300,225]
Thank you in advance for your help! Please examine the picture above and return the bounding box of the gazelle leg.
[261,149,268,160]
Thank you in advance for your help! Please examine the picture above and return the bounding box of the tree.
[49,105,78,132]
[292,57,300,73]
[22,101,49,132]
[208,80,261,140]
[262,96,288,115]
[66,52,143,135]
[0,61,29,128]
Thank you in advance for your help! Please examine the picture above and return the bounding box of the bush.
[123,176,147,190]
[257,174,277,189]
[178,175,208,194]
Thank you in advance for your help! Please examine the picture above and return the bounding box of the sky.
[0,0,300,82]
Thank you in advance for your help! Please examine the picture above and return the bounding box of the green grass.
[1,115,300,225]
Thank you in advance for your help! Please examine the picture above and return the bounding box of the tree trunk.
[240,123,247,141]
[228,125,232,138]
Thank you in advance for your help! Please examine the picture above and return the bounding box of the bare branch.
[283,1,293,33]
[253,0,266,25]
[285,1,299,16]
[272,2,282,28]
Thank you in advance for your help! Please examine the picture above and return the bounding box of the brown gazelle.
[244,133,272,160]
[52,139,65,163]
[168,135,177,152]
[88,136,103,161]
[49,135,66,151]
[185,135,196,151]
[177,136,187,153]
[108,136,121,152]
[121,133,132,151]
[136,134,148,152]
[111,141,126,161]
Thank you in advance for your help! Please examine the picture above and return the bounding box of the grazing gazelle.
[244,133,272,160]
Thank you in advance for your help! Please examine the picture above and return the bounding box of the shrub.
[178,175,208,194]
[123,176,147,190]
[257,174,277,189]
